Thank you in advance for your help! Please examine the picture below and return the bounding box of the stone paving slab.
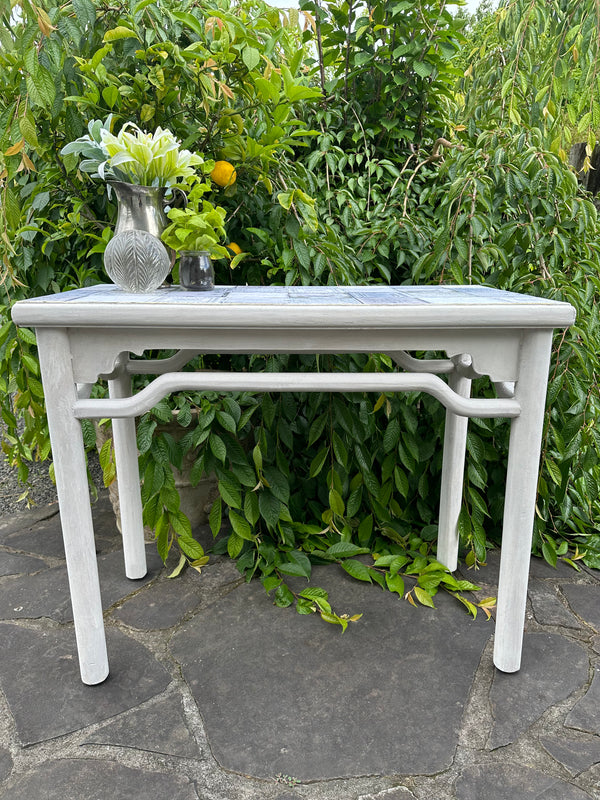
[170,564,492,780]
[0,545,163,622]
[0,512,68,559]
[0,624,171,745]
[111,556,241,630]
[541,736,600,776]
[0,494,122,557]
[0,759,199,800]
[455,763,594,799]
[488,632,589,749]
[0,552,46,577]
[566,667,600,736]
[562,584,600,632]
[83,694,201,758]
[529,580,580,628]
[0,503,59,535]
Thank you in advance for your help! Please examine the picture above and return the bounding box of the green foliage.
[125,365,492,619]
[406,1,600,566]
[162,177,229,258]
[457,0,600,158]
[300,0,464,153]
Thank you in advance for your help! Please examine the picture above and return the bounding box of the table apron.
[65,326,526,384]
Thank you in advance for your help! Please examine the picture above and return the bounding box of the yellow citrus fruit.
[211,160,237,187]
[226,242,242,257]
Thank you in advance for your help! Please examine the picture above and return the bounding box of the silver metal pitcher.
[109,181,171,239]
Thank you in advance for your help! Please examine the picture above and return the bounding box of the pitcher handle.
[166,186,188,210]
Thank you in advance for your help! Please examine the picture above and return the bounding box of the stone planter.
[94,419,218,537]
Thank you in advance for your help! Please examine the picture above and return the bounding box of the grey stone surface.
[0,552,46,576]
[0,567,69,619]
[0,546,163,622]
[3,495,600,800]
[112,557,241,630]
[112,575,204,629]
[0,503,59,534]
[0,494,120,558]
[0,748,12,783]
[541,736,600,776]
[84,694,200,758]
[170,564,492,780]
[562,584,600,632]
[566,666,600,735]
[488,632,588,749]
[86,494,127,554]
[92,546,165,616]
[529,580,580,628]
[0,624,170,745]
[0,758,199,800]
[0,513,67,559]
[458,550,574,586]
[455,763,593,799]
[457,548,500,586]
[528,554,577,579]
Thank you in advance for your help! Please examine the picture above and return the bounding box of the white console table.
[11,284,575,684]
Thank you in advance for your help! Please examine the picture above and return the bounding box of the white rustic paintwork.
[12,284,575,683]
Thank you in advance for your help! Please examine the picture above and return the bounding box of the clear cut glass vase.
[103,181,185,293]
[103,229,171,293]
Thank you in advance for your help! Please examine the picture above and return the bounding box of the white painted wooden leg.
[493,330,554,673]
[37,328,109,685]
[437,371,472,572]
[108,358,147,579]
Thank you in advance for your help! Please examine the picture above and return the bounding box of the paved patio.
[1,492,600,799]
